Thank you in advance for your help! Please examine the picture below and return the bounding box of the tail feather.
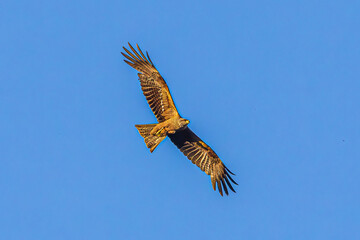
[135,124,166,153]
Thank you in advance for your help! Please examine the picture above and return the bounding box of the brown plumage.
[122,43,237,196]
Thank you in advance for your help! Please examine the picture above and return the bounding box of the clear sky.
[1,0,359,239]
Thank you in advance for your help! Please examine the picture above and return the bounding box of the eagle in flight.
[122,43,237,196]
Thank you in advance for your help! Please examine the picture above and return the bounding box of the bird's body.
[150,115,189,135]
[122,43,237,196]
[135,115,189,153]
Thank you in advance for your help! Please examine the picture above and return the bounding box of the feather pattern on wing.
[121,43,179,122]
[168,127,238,196]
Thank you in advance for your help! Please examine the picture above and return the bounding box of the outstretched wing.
[168,127,237,196]
[122,43,179,122]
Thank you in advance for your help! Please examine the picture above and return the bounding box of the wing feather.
[146,51,154,65]
[168,127,237,196]
[122,43,179,122]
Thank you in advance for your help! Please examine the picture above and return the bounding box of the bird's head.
[179,118,190,128]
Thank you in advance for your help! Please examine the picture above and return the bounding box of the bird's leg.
[150,122,167,136]
[155,127,165,136]
[150,120,175,136]
[150,126,162,136]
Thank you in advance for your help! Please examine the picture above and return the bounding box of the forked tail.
[135,124,166,153]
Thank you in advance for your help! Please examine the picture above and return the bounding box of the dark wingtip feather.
[123,60,133,66]
[225,166,235,175]
[123,60,136,69]
[136,44,148,62]
[211,178,216,191]
[123,46,141,62]
[224,176,236,193]
[226,171,238,185]
[122,46,131,57]
[122,52,136,63]
[128,43,144,61]
[146,51,155,66]
[217,180,223,196]
[221,178,229,195]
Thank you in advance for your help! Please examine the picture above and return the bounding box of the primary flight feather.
[122,43,237,196]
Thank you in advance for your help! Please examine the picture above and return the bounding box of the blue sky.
[1,0,359,239]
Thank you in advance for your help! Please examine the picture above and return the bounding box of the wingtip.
[224,176,236,193]
[225,165,235,175]
[221,178,229,195]
[228,174,238,186]
[217,180,223,196]
[212,178,216,191]
[146,51,155,66]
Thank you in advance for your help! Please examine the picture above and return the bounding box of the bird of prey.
[122,43,237,196]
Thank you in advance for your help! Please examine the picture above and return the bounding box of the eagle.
[122,43,237,196]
